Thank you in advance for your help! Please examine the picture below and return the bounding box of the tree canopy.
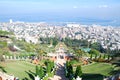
[89,49,100,55]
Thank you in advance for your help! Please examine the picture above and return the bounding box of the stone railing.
[3,55,30,61]
[0,71,17,80]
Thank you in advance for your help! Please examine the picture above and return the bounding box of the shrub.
[0,55,5,62]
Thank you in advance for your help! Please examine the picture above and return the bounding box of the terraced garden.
[0,61,114,80]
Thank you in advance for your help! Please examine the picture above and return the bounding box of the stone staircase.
[50,59,69,80]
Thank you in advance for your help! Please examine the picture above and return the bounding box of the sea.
[0,14,120,27]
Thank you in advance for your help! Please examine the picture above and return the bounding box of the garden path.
[50,59,69,80]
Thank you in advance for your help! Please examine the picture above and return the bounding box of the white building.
[67,24,80,27]
[25,36,39,44]
[9,19,13,23]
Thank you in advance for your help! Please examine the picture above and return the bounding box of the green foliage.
[35,60,54,79]
[99,55,102,59]
[75,65,82,78]
[39,66,44,78]
[13,40,42,53]
[0,47,10,57]
[90,54,93,59]
[66,61,74,79]
[36,66,39,76]
[2,51,10,56]
[36,49,46,60]
[0,54,5,62]
[103,54,106,59]
[90,42,103,53]
[69,59,79,65]
[89,49,99,55]
[45,60,54,73]
[69,64,73,78]
[107,55,110,60]
[64,37,72,47]
[109,49,120,56]
[50,61,54,69]
[39,37,58,46]
[64,37,88,47]
[43,72,54,80]
[35,65,44,78]
[75,49,84,57]
[39,37,89,48]
[47,63,51,73]
[95,54,97,59]
[0,30,13,36]
[0,41,7,48]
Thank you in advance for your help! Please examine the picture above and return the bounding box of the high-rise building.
[9,19,13,23]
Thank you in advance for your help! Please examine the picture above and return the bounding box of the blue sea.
[0,14,120,27]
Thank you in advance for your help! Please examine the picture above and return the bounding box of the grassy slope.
[3,61,36,80]
[82,62,113,76]
[81,62,114,80]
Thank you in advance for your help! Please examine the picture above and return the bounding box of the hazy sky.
[0,0,120,22]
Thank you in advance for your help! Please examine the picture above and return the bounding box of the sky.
[0,0,120,25]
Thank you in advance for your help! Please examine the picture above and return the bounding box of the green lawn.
[0,61,114,80]
[82,62,114,76]
[1,60,36,80]
[81,62,114,80]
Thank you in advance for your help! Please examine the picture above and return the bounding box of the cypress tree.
[99,54,101,59]
[95,54,97,60]
[47,62,51,73]
[36,66,39,76]
[75,65,82,78]
[39,66,44,78]
[67,64,73,78]
[103,54,106,59]
[90,54,92,59]
[107,55,110,60]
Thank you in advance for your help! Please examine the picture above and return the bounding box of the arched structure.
[47,42,73,61]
